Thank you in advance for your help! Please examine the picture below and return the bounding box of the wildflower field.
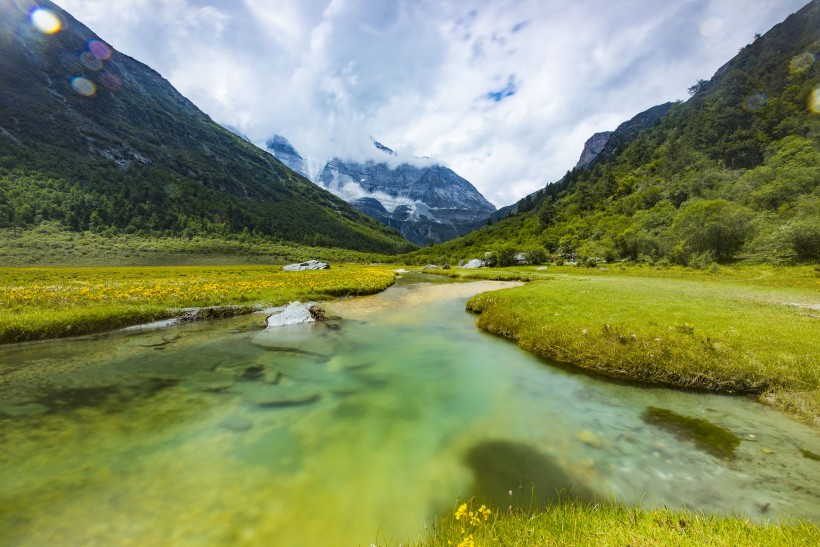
[0,265,396,344]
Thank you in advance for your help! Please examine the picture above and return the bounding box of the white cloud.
[54,0,809,206]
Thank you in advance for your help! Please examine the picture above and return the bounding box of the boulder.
[283,260,329,271]
[421,264,439,270]
[463,259,484,269]
[442,263,451,270]
[266,301,315,328]
[483,252,497,266]
[513,253,528,265]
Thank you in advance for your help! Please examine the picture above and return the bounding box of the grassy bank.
[0,265,396,344]
[416,498,820,546]
[455,265,819,424]
[0,225,392,267]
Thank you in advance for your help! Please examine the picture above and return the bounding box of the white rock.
[283,260,329,271]
[266,301,315,328]
[463,259,484,268]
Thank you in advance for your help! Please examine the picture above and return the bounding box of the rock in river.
[266,301,315,328]
[283,260,330,271]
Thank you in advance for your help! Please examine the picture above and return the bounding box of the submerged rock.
[577,429,605,449]
[283,260,330,271]
[220,415,254,432]
[0,402,49,418]
[266,301,315,328]
[463,259,484,269]
[642,406,740,460]
[236,383,321,407]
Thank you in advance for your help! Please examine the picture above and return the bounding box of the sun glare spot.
[789,51,816,73]
[742,93,767,112]
[699,17,722,38]
[89,40,112,61]
[71,77,96,97]
[100,72,122,91]
[31,8,61,34]
[80,51,103,71]
[810,86,820,114]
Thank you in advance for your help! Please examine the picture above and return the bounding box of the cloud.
[54,0,809,206]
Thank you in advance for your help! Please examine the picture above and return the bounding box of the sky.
[54,0,809,207]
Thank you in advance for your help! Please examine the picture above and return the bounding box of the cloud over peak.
[56,0,808,206]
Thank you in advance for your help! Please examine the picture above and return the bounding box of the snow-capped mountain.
[266,136,496,246]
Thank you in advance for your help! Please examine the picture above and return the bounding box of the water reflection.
[1,274,818,545]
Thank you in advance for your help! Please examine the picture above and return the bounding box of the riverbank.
[429,264,819,425]
[0,265,396,344]
[418,498,820,546]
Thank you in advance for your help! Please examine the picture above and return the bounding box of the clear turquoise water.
[1,273,818,545]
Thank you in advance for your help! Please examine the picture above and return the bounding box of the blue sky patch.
[485,75,517,102]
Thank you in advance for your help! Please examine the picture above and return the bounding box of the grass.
[413,498,820,546]
[0,264,396,344]
[0,225,393,267]
[436,264,820,424]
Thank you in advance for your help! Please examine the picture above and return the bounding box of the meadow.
[417,498,820,546]
[425,263,819,424]
[0,264,396,344]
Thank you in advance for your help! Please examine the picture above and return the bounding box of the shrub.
[494,245,518,267]
[669,200,756,261]
[523,246,548,265]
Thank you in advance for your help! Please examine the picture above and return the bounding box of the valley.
[0,0,818,545]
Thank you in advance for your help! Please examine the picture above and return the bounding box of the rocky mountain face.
[267,137,497,246]
[575,131,613,168]
[0,0,412,253]
[490,102,673,224]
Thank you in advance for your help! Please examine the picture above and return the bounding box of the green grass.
[413,498,820,546]
[0,225,393,267]
[0,264,396,344]
[447,265,819,424]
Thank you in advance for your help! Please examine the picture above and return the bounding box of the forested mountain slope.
[0,0,414,253]
[405,0,819,266]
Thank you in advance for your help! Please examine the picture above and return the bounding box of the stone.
[536,266,548,271]
[463,259,483,269]
[577,429,604,449]
[188,372,235,392]
[0,402,49,417]
[442,264,451,270]
[237,383,321,407]
[513,253,528,265]
[220,415,254,432]
[421,264,439,270]
[266,301,315,328]
[283,260,329,271]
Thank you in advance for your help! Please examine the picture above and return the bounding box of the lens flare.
[31,8,61,34]
[80,51,103,71]
[699,17,722,38]
[810,86,820,115]
[88,40,112,61]
[743,93,768,112]
[71,77,96,97]
[789,51,816,73]
[100,72,122,91]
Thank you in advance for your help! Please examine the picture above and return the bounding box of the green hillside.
[0,0,414,255]
[405,1,819,266]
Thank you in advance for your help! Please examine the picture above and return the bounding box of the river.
[1,273,818,545]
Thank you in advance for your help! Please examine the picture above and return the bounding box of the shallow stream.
[1,273,818,545]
